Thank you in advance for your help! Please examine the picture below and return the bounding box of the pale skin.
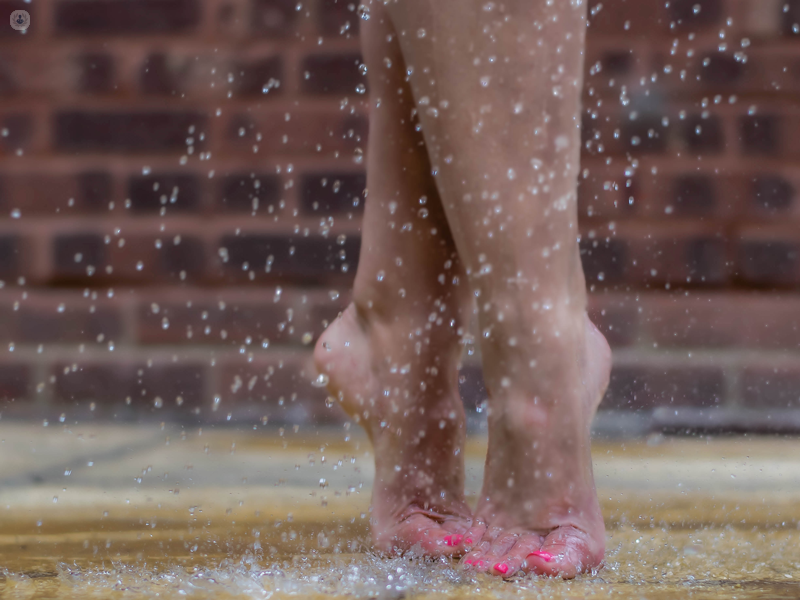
[314,0,611,579]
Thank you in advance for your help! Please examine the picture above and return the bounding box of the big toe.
[522,526,604,579]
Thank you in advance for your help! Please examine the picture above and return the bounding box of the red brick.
[735,225,800,287]
[127,172,201,213]
[643,293,800,349]
[54,111,208,154]
[300,53,365,95]
[299,171,365,214]
[216,354,339,424]
[602,364,726,410]
[223,108,367,156]
[216,233,359,283]
[12,298,123,344]
[0,362,30,401]
[587,294,640,347]
[751,174,794,214]
[306,290,350,336]
[140,53,192,96]
[458,364,487,412]
[0,113,33,153]
[215,172,283,213]
[741,363,800,409]
[52,360,206,416]
[587,0,670,37]
[580,236,629,285]
[251,0,298,36]
[0,234,23,280]
[136,295,303,345]
[55,0,201,35]
[0,170,113,215]
[109,234,208,283]
[231,56,283,97]
[51,232,208,284]
[52,233,106,281]
[76,53,115,93]
[782,0,800,36]
[613,222,730,286]
[578,163,636,221]
[318,0,360,37]
[740,115,779,155]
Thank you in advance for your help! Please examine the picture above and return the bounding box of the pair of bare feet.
[314,301,611,579]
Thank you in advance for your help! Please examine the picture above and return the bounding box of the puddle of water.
[3,432,800,599]
[2,518,800,599]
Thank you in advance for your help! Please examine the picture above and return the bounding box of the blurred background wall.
[0,0,799,432]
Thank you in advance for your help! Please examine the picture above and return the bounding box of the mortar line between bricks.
[2,346,800,366]
[725,367,744,409]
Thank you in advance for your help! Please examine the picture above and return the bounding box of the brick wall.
[1,0,799,431]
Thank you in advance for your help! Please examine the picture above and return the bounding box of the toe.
[522,526,604,579]
[378,514,470,557]
[458,521,486,555]
[460,540,491,572]
[490,534,543,578]
[460,525,508,572]
[482,532,523,576]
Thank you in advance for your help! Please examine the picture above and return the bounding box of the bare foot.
[314,303,473,557]
[457,316,611,579]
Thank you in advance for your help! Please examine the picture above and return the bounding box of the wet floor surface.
[1,424,799,599]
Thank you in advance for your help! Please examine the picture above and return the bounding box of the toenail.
[464,559,473,565]
[494,563,509,575]
[465,538,473,544]
[451,534,463,545]
[443,535,453,546]
[528,550,553,562]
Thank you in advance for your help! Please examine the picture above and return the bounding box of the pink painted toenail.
[464,559,473,565]
[528,550,553,562]
[465,538,473,544]
[494,563,509,574]
[443,535,453,546]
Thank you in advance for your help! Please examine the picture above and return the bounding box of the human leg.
[314,2,473,556]
[381,0,610,577]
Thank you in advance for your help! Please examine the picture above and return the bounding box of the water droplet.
[328,290,340,301]
[301,332,313,345]
[376,270,385,282]
[358,63,368,76]
[312,373,330,388]
[357,3,370,20]
[355,83,366,94]
[417,28,426,38]
[10,208,20,219]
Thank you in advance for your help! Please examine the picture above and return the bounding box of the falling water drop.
[312,373,330,388]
